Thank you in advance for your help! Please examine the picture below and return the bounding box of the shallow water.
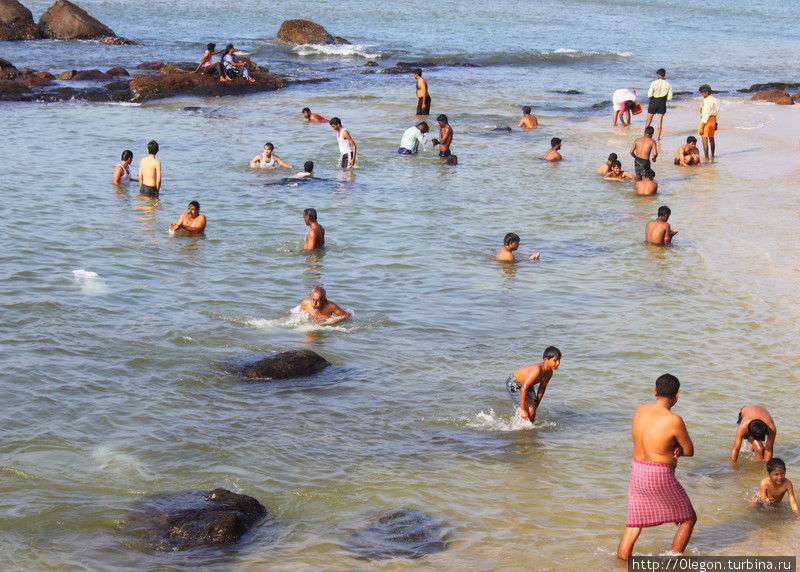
[2,1,800,570]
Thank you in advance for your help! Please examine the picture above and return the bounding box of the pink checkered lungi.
[626,458,696,528]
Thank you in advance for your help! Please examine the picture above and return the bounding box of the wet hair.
[303,160,314,172]
[543,346,562,360]
[263,142,274,151]
[206,43,215,51]
[329,117,341,126]
[413,68,422,76]
[657,68,666,77]
[608,152,618,162]
[503,232,520,246]
[767,458,786,473]
[188,200,200,209]
[224,43,234,53]
[436,114,448,123]
[550,137,561,148]
[121,149,133,161]
[699,84,712,94]
[611,160,622,169]
[523,106,531,114]
[417,121,429,131]
[686,136,697,144]
[147,140,159,155]
[302,107,311,114]
[304,207,317,221]
[657,205,671,218]
[655,373,680,397]
[644,126,655,136]
[747,419,768,442]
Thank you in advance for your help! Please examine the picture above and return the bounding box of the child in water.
[753,458,799,513]
[505,346,562,423]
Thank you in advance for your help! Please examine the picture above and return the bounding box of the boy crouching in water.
[505,346,562,422]
[754,458,799,513]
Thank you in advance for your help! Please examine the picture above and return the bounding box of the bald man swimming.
[294,287,351,325]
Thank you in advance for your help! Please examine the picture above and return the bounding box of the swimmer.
[295,286,351,325]
[518,105,538,129]
[249,142,293,169]
[597,153,618,175]
[303,208,325,250]
[635,177,658,195]
[543,137,562,161]
[413,68,430,115]
[630,126,658,182]
[495,232,540,262]
[292,161,315,179]
[731,405,777,463]
[302,107,328,122]
[169,200,206,234]
[398,121,429,154]
[431,114,453,157]
[645,206,678,245]
[604,160,634,181]
[505,346,562,422]
[330,117,356,169]
[113,149,137,185]
[138,140,161,196]
[674,136,701,166]
[753,458,798,513]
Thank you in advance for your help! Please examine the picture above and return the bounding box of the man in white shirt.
[398,121,430,155]
[646,68,673,141]
[697,84,720,162]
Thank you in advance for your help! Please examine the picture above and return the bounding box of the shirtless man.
[329,117,357,169]
[302,107,328,122]
[292,160,314,179]
[630,126,658,182]
[645,206,678,245]
[543,138,562,161]
[303,208,325,250]
[731,405,777,463]
[138,140,162,196]
[495,232,540,262]
[597,153,618,175]
[604,161,634,182]
[674,136,701,166]
[431,114,453,157]
[518,106,538,129]
[617,374,696,560]
[296,286,351,325]
[413,68,430,115]
[169,201,206,234]
[505,346,561,422]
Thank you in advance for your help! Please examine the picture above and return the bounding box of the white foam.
[466,409,557,431]
[244,309,356,333]
[71,269,109,294]
[552,48,632,57]
[291,43,382,59]
[91,444,150,479]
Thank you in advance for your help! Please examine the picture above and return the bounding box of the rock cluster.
[275,19,349,45]
[0,0,134,43]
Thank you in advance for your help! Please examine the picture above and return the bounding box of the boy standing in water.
[505,346,562,422]
[754,458,799,513]
[543,138,562,161]
[413,68,430,115]
[138,140,162,196]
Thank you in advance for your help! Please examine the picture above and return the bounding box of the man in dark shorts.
[646,69,673,140]
[630,126,658,181]
[414,68,430,115]
[432,114,453,157]
[138,140,161,196]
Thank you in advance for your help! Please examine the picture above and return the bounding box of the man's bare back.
[645,219,676,245]
[519,115,538,129]
[631,136,658,161]
[304,222,325,250]
[632,402,693,467]
[139,155,161,189]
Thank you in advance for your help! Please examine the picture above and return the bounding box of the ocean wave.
[410,49,633,67]
[291,43,383,59]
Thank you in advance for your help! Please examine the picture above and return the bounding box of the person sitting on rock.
[221,44,256,83]
[194,42,230,81]
[292,286,351,325]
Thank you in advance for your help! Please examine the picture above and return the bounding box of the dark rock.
[106,66,129,77]
[553,89,581,95]
[491,127,512,132]
[380,65,414,75]
[241,350,330,380]
[445,155,458,166]
[71,69,112,81]
[39,0,117,40]
[275,19,349,45]
[21,69,54,87]
[118,488,267,552]
[364,60,380,67]
[58,69,76,80]
[345,508,448,560]
[0,70,17,79]
[0,78,29,96]
[136,60,165,71]
[0,57,18,71]
[74,86,111,101]
[395,61,436,68]
[0,0,43,40]
[740,82,800,93]
[128,67,288,102]
[97,35,135,45]
[161,61,196,73]
[103,79,130,90]
[751,89,794,105]
[360,70,375,75]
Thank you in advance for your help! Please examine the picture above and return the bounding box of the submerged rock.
[240,350,330,380]
[275,19,348,45]
[751,89,794,105]
[39,0,116,40]
[119,488,267,551]
[0,0,43,40]
[71,69,112,81]
[345,507,448,560]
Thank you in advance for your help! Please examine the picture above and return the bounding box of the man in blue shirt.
[398,121,430,154]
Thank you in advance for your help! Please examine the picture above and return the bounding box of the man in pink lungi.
[617,373,696,560]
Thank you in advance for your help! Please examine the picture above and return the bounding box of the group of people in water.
[108,63,793,560]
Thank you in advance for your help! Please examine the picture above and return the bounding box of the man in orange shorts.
[697,84,720,162]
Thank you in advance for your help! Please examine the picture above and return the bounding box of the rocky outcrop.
[129,66,288,102]
[106,66,128,77]
[240,350,330,380]
[275,19,348,45]
[740,81,800,93]
[751,89,794,105]
[136,60,165,71]
[0,57,17,71]
[38,0,130,42]
[345,508,449,560]
[118,488,267,551]
[0,0,43,40]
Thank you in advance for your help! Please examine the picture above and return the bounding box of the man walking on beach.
[413,68,430,115]
[646,68,673,141]
[698,84,720,162]
[617,374,696,560]
[329,117,356,169]
[138,140,162,196]
[630,126,657,181]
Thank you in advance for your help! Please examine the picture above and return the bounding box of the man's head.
[611,160,622,175]
[608,152,618,162]
[206,43,216,51]
[523,105,531,115]
[302,107,311,118]
[657,68,666,78]
[543,346,562,370]
[503,232,520,250]
[699,84,712,96]
[551,137,561,150]
[263,142,274,151]
[436,114,448,126]
[309,286,327,309]
[187,200,200,214]
[746,419,769,442]
[121,149,133,163]
[147,140,159,155]
[655,373,680,403]
[417,121,429,134]
[644,126,655,137]
[766,458,787,484]
[303,207,317,223]
[224,43,234,54]
[413,68,422,77]
[686,136,697,147]
[303,160,314,173]
[329,117,341,129]
[657,205,671,220]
